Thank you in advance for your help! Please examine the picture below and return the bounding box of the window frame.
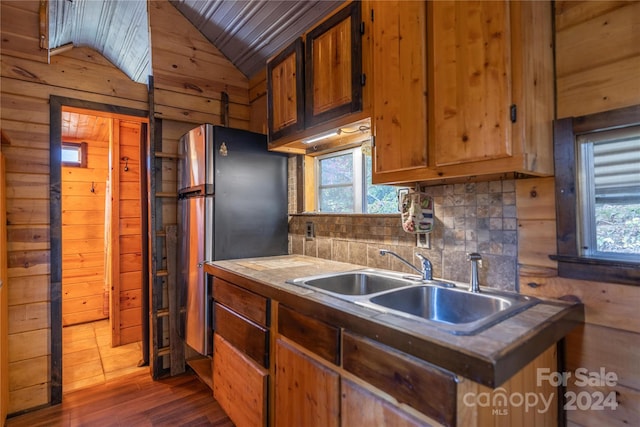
[311,146,401,214]
[61,141,88,168]
[552,104,640,286]
[315,147,363,213]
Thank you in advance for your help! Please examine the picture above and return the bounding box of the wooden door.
[371,1,428,179]
[111,120,144,345]
[305,1,362,128]
[267,38,304,141]
[431,0,512,166]
[274,338,340,427]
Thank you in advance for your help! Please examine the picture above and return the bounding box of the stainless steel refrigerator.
[177,124,288,355]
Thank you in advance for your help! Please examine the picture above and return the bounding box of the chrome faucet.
[468,252,482,293]
[379,249,432,280]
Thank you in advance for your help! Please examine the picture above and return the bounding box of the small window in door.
[62,142,87,167]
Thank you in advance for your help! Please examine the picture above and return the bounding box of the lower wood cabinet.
[212,333,268,427]
[342,378,426,427]
[208,273,559,427]
[342,331,457,426]
[274,338,340,427]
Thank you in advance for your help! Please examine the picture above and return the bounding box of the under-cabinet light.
[302,129,341,144]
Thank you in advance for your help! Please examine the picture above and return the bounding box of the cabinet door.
[342,379,426,427]
[213,334,268,427]
[267,37,304,141]
[371,1,429,179]
[305,1,362,128]
[431,0,512,166]
[274,338,340,427]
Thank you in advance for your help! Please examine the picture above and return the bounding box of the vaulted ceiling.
[48,0,342,84]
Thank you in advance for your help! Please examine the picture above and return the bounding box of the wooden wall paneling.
[557,57,640,119]
[1,152,8,424]
[1,52,148,103]
[5,275,49,307]
[556,3,640,78]
[0,77,148,114]
[117,121,143,345]
[520,270,640,334]
[61,132,108,327]
[1,144,49,175]
[515,177,557,269]
[565,381,640,427]
[555,1,640,118]
[148,0,250,129]
[554,1,630,32]
[248,68,267,131]
[3,172,49,199]
[516,220,557,269]
[110,118,121,345]
[564,324,640,423]
[5,225,49,251]
[0,2,48,63]
[2,0,154,412]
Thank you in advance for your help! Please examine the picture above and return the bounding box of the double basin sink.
[287,269,538,335]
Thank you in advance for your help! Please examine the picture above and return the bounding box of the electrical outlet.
[305,221,315,240]
[416,233,430,249]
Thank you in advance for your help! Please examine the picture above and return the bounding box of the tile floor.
[62,319,148,393]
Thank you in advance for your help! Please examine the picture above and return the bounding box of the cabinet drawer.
[342,331,457,427]
[215,303,269,368]
[213,277,269,327]
[278,304,340,365]
[213,334,268,427]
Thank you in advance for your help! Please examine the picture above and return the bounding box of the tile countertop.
[205,255,584,388]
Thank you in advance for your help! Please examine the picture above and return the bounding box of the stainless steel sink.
[287,269,538,335]
[360,285,538,335]
[286,269,416,297]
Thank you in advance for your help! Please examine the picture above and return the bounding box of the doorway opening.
[50,97,150,401]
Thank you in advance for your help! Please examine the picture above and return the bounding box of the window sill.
[549,254,640,286]
[290,212,399,218]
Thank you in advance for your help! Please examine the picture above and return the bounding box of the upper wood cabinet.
[305,1,362,128]
[432,1,512,166]
[267,38,304,142]
[371,1,429,181]
[267,1,368,151]
[372,0,554,184]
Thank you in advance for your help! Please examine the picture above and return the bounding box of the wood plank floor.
[6,370,233,427]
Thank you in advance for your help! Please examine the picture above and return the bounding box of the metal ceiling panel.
[49,0,151,84]
[48,0,341,83]
[170,0,343,78]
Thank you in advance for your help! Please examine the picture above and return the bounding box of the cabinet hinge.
[510,104,517,123]
[371,135,376,148]
[360,21,365,35]
[370,9,374,22]
[361,73,366,86]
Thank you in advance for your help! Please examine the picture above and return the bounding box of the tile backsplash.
[288,156,518,291]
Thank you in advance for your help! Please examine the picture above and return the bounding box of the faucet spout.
[379,249,432,280]
[467,252,482,293]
